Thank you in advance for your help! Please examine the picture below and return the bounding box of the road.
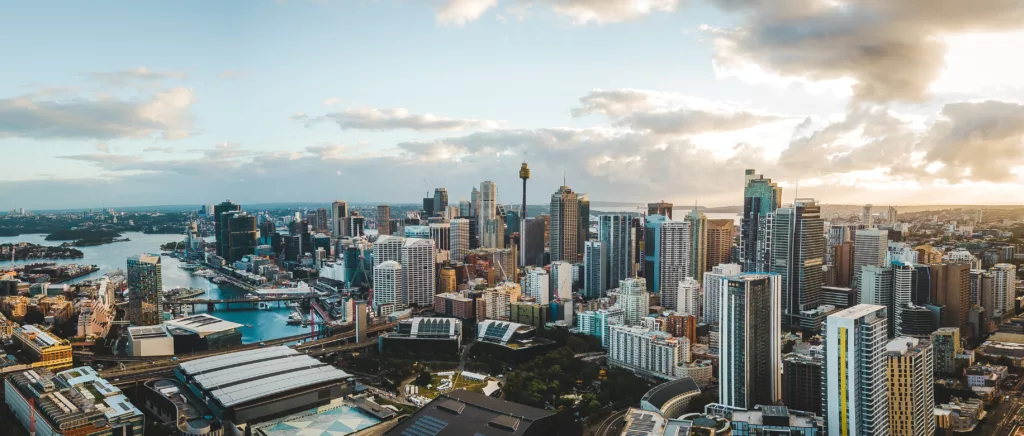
[593,408,628,436]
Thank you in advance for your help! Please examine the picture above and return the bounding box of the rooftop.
[831,303,886,320]
[127,325,172,340]
[384,390,555,436]
[641,378,701,413]
[164,314,243,337]
[178,346,352,408]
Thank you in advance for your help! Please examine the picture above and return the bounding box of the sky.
[4,0,1024,210]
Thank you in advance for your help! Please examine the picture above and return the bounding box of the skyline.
[5,1,1024,209]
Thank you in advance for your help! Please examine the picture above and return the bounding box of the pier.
[163,295,313,312]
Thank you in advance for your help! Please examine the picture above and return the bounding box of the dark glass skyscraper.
[771,198,824,328]
[433,188,448,216]
[213,200,241,258]
[740,169,781,273]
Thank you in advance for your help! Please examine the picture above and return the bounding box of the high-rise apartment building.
[992,263,1016,317]
[825,304,890,436]
[214,200,241,258]
[644,215,691,311]
[739,169,781,274]
[599,214,633,292]
[886,337,934,436]
[478,181,497,247]
[676,277,700,317]
[648,201,673,219]
[706,219,734,271]
[450,218,470,262]
[482,218,505,249]
[608,325,691,380]
[684,208,708,283]
[584,240,605,299]
[525,267,550,304]
[860,265,894,337]
[853,228,888,294]
[617,277,650,326]
[332,200,349,237]
[373,260,403,315]
[550,185,580,262]
[551,261,573,301]
[577,307,624,348]
[376,204,391,235]
[782,353,823,416]
[578,193,590,259]
[719,273,781,409]
[931,327,962,375]
[771,198,824,328]
[402,239,436,307]
[127,254,163,326]
[703,263,741,326]
[374,235,404,267]
[862,204,874,227]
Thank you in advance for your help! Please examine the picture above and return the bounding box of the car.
[259,342,266,347]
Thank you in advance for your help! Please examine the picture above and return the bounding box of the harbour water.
[0,232,309,343]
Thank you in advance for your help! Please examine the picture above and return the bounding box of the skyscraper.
[862,204,874,227]
[719,273,781,409]
[860,265,894,336]
[331,200,349,237]
[482,218,505,249]
[127,254,162,326]
[373,260,403,315]
[224,212,258,262]
[550,185,580,262]
[433,188,449,216]
[584,240,605,299]
[523,218,545,267]
[577,193,590,260]
[992,263,1016,317]
[519,162,530,268]
[450,218,470,262]
[346,212,365,238]
[376,204,391,235]
[429,223,451,252]
[703,263,741,326]
[471,186,480,219]
[214,200,241,258]
[599,214,632,292]
[479,181,497,247]
[886,337,934,436]
[374,235,405,268]
[853,228,888,295]
[740,169,781,274]
[771,198,825,328]
[676,277,700,316]
[402,239,436,307]
[825,304,890,436]
[932,263,971,330]
[648,201,673,219]
[459,200,472,218]
[551,261,572,301]
[617,277,649,326]
[643,215,691,311]
[524,267,550,304]
[684,208,708,283]
[706,219,733,272]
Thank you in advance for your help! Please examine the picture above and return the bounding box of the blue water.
[0,232,309,343]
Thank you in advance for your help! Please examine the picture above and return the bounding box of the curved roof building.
[641,377,702,419]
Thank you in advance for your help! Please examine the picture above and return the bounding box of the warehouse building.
[175,346,354,426]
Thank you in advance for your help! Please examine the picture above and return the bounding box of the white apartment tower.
[551,261,573,301]
[449,218,470,262]
[607,325,690,380]
[373,260,403,314]
[825,304,890,436]
[374,235,405,267]
[853,229,888,294]
[617,277,650,327]
[525,267,550,304]
[992,263,1016,316]
[401,239,436,306]
[676,277,701,317]
[703,263,742,326]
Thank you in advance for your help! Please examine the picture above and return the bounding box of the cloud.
[306,144,350,159]
[322,98,342,105]
[435,0,679,26]
[706,0,1024,102]
[0,88,196,140]
[95,143,110,153]
[85,67,186,86]
[142,146,173,153]
[299,107,501,132]
[916,100,1024,183]
[217,70,245,80]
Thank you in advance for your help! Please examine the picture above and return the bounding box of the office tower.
[992,263,1015,317]
[450,218,470,262]
[433,188,449,215]
[931,327,962,375]
[783,353,823,415]
[127,254,163,326]
[828,224,854,247]
[346,212,365,238]
[862,204,873,226]
[719,273,781,409]
[887,206,898,224]
[684,208,708,283]
[376,204,391,235]
[706,219,734,271]
[854,228,888,294]
[523,218,545,267]
[617,277,649,326]
[825,304,889,436]
[520,162,530,268]
[214,200,241,258]
[373,260,403,315]
[740,169,782,273]
[525,268,550,304]
[471,186,480,218]
[631,217,644,275]
[310,208,327,231]
[258,221,275,245]
[577,307,624,348]
[599,214,632,292]
[550,185,580,262]
[771,198,825,328]
[551,261,573,300]
[374,235,404,267]
[644,215,691,311]
[886,337,934,436]
[458,200,472,218]
[577,193,590,259]
[648,201,673,219]
[584,240,605,299]
[972,269,996,325]
[860,265,894,336]
[331,200,349,237]
[931,263,971,331]
[677,277,700,316]
[479,181,497,246]
[607,325,691,380]
[505,210,520,236]
[438,265,457,294]
[482,218,505,249]
[703,263,741,326]
[830,242,854,288]
[402,239,436,307]
[429,223,451,251]
[223,212,257,262]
